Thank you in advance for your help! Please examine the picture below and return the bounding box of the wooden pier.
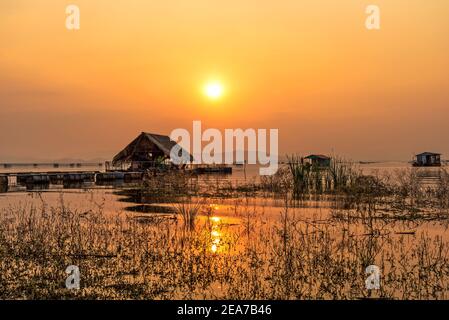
[0,164,233,192]
[1,162,103,169]
[188,164,233,175]
[0,170,145,190]
[9,171,100,185]
[96,172,144,182]
[192,166,232,174]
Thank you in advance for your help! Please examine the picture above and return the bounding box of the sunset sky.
[1,0,449,161]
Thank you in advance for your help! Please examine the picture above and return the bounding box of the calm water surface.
[0,161,445,214]
[0,162,447,230]
[1,162,449,284]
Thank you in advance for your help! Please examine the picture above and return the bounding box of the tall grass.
[286,155,311,196]
[0,196,448,300]
[326,156,358,192]
[285,155,358,197]
[172,199,202,231]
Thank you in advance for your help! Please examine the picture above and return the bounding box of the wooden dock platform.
[6,171,100,185]
[1,162,103,169]
[188,164,233,175]
[0,170,146,185]
[0,165,233,192]
[193,167,232,174]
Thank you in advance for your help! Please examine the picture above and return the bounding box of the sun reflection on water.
[210,205,223,253]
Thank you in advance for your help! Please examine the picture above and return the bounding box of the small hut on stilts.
[108,132,192,172]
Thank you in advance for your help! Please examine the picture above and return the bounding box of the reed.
[172,199,202,231]
[326,156,359,193]
[259,166,290,194]
[286,155,311,197]
[0,195,448,300]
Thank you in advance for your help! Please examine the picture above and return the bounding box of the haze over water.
[1,1,449,162]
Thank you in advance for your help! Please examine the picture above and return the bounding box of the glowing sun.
[204,82,224,100]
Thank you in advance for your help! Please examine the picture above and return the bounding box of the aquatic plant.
[286,155,311,197]
[172,199,202,231]
[0,194,448,300]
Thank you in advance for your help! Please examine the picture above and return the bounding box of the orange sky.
[1,0,449,161]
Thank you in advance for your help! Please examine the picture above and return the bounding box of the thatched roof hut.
[304,154,331,168]
[112,132,192,170]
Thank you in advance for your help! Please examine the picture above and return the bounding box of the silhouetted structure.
[111,132,192,171]
[304,154,331,168]
[413,152,441,167]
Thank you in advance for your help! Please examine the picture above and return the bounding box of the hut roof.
[416,152,441,157]
[305,154,331,160]
[112,132,192,165]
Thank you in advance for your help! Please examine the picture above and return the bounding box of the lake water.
[1,161,448,299]
[0,161,446,224]
[0,161,445,212]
